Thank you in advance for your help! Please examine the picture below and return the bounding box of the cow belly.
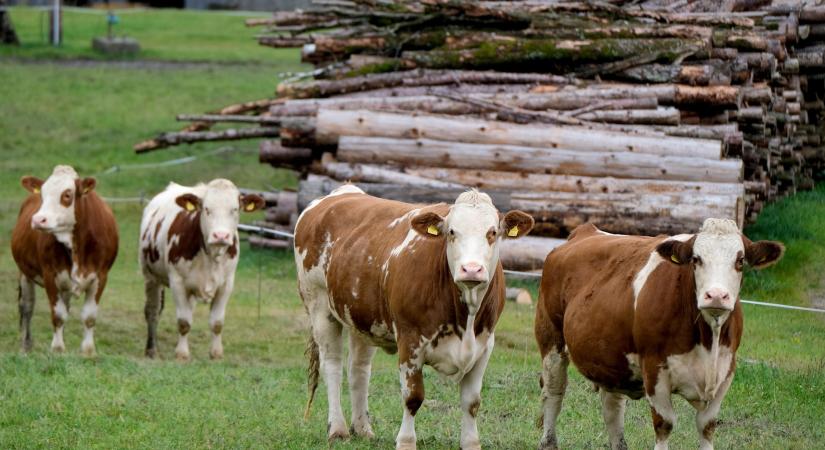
[426,331,492,380]
[665,345,734,402]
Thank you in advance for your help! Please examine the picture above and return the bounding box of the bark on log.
[336,136,743,183]
[248,235,291,250]
[315,109,723,159]
[259,140,314,168]
[321,161,465,188]
[176,114,281,124]
[500,235,565,271]
[276,69,575,99]
[134,127,280,153]
[615,63,732,86]
[510,191,744,236]
[577,107,680,125]
[403,167,745,196]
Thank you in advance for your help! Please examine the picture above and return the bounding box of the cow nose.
[211,231,231,243]
[31,215,47,228]
[457,263,486,287]
[702,288,732,312]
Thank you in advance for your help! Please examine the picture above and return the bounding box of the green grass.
[1,7,300,63]
[1,12,825,448]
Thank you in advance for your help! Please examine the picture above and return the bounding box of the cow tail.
[303,332,320,420]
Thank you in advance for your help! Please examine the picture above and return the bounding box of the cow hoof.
[20,342,33,354]
[51,344,66,354]
[350,423,375,439]
[209,348,223,360]
[461,441,482,450]
[175,351,191,362]
[145,347,158,359]
[327,429,350,443]
[538,433,558,450]
[81,344,97,358]
[396,442,416,450]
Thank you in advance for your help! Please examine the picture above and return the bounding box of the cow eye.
[735,256,744,270]
[449,229,455,236]
[205,208,211,215]
[692,255,702,266]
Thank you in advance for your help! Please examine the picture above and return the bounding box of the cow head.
[411,190,534,303]
[174,179,264,253]
[656,218,784,324]
[22,165,96,239]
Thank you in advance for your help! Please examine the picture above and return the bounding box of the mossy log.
[401,38,707,71]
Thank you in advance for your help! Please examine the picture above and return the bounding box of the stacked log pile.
[136,0,825,253]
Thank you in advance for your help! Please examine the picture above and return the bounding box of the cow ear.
[501,210,534,239]
[656,237,695,265]
[745,240,784,269]
[21,176,44,194]
[175,193,201,212]
[411,211,445,239]
[77,177,96,195]
[240,194,265,213]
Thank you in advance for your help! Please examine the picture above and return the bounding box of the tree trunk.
[321,160,465,188]
[336,136,742,183]
[315,109,723,159]
[499,236,565,271]
[134,127,280,153]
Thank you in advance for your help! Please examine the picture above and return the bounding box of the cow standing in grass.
[535,219,784,450]
[139,179,264,361]
[295,186,534,449]
[11,165,119,356]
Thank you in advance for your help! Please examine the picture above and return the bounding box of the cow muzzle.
[456,262,488,289]
[208,230,233,246]
[699,288,734,317]
[31,214,49,230]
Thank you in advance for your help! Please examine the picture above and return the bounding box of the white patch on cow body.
[388,208,421,229]
[666,344,733,404]
[625,353,642,381]
[390,229,420,259]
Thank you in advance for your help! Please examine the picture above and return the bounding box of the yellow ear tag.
[508,226,519,237]
[185,201,196,212]
[671,254,680,264]
[83,187,91,194]
[245,202,255,211]
[427,225,439,236]
[33,187,40,194]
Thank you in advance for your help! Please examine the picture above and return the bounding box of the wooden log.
[616,63,732,86]
[336,136,743,183]
[320,161,465,188]
[271,95,659,117]
[134,127,280,153]
[577,107,680,125]
[259,140,313,168]
[315,109,723,159]
[258,36,312,48]
[505,287,534,305]
[401,38,707,71]
[510,191,744,236]
[403,167,745,197]
[499,236,564,272]
[296,176,511,211]
[176,114,280,124]
[276,69,575,99]
[248,235,291,250]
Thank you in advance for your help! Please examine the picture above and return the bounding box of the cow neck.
[675,263,733,401]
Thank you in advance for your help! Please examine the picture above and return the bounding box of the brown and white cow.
[535,219,784,450]
[295,186,534,449]
[11,165,119,356]
[139,180,264,360]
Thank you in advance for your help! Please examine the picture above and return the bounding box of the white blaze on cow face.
[23,165,96,247]
[174,179,264,254]
[411,190,534,301]
[656,218,784,325]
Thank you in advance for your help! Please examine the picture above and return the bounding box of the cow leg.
[396,340,424,450]
[209,280,233,360]
[170,278,194,361]
[18,275,35,352]
[44,277,69,353]
[600,390,628,450]
[538,345,568,450]
[144,281,163,358]
[348,333,377,438]
[309,304,348,441]
[646,375,675,450]
[692,373,734,450]
[459,333,494,450]
[80,276,103,357]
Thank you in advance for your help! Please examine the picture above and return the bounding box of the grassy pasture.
[1,8,825,449]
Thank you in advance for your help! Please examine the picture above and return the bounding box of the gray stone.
[91,36,140,56]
